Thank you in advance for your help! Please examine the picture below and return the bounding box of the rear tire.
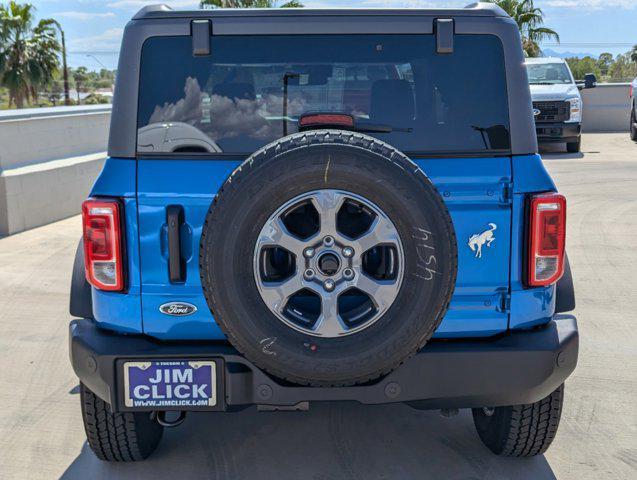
[630,107,637,142]
[566,138,581,153]
[472,384,564,457]
[80,383,163,462]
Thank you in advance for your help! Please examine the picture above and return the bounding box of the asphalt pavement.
[0,133,635,479]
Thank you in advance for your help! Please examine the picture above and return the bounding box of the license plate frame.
[120,359,223,411]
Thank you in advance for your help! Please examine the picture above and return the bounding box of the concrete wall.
[0,106,111,236]
[0,105,111,170]
[0,154,106,235]
[581,83,631,133]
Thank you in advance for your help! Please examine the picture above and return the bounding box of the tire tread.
[473,384,564,457]
[80,383,163,462]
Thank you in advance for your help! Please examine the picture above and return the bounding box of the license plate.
[123,360,217,408]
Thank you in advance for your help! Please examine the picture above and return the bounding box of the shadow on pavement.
[541,152,585,160]
[60,403,556,480]
[539,143,585,160]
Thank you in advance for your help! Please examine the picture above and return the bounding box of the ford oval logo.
[533,108,541,116]
[159,302,197,316]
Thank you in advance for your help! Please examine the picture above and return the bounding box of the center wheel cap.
[317,252,340,276]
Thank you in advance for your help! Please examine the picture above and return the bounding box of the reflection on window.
[137,35,510,155]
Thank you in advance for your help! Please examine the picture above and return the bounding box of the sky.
[26,0,637,70]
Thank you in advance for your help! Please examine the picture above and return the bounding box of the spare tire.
[200,130,457,386]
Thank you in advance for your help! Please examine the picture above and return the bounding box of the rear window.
[137,34,510,156]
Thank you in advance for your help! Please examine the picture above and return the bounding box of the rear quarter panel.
[89,158,143,333]
[508,154,558,329]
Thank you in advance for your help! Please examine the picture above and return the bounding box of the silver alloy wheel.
[253,189,404,337]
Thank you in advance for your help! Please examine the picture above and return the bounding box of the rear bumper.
[69,316,578,412]
[535,122,581,143]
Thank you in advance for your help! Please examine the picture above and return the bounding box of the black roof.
[132,3,507,21]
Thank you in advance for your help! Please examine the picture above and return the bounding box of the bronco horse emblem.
[468,223,497,258]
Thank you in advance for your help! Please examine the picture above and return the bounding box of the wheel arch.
[70,238,94,319]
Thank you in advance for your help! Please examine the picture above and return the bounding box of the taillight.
[82,199,124,291]
[527,193,566,287]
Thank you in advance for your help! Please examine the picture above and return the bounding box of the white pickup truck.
[526,57,596,153]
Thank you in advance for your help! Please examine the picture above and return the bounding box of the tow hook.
[151,410,187,427]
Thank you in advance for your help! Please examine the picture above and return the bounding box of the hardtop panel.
[108,13,536,157]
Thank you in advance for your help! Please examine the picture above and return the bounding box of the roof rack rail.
[464,2,508,16]
[131,4,508,21]
[133,4,173,20]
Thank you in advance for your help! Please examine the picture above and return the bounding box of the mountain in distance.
[541,48,597,59]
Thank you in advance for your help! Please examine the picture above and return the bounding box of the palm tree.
[487,0,559,57]
[630,45,637,64]
[200,0,303,8]
[28,18,60,104]
[0,1,60,108]
[72,66,89,105]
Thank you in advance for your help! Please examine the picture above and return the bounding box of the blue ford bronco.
[69,3,578,461]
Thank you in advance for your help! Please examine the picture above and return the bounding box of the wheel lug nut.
[323,279,335,292]
[323,236,335,247]
[304,269,315,280]
[342,247,354,258]
[303,247,315,258]
[343,268,355,280]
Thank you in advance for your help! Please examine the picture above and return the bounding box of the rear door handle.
[166,205,185,283]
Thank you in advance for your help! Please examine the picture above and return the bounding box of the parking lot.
[0,133,635,479]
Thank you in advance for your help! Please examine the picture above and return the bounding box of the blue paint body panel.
[511,154,556,194]
[412,157,512,338]
[91,158,136,198]
[90,153,558,340]
[510,286,555,330]
[135,156,513,340]
[137,160,239,339]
